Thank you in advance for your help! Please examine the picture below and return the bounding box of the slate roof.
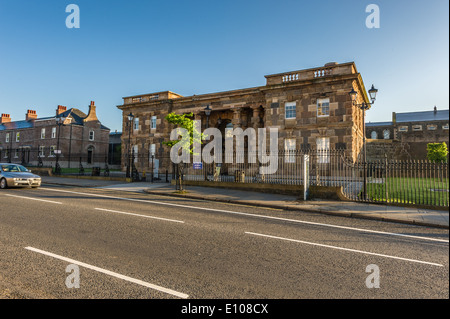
[0,108,110,131]
[396,109,449,123]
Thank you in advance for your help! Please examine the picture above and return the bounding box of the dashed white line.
[25,246,189,299]
[245,231,444,267]
[40,188,449,243]
[94,208,184,224]
[2,193,62,204]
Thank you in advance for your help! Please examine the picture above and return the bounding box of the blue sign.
[193,162,203,170]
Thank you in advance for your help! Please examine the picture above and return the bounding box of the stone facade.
[117,62,372,174]
[0,102,110,168]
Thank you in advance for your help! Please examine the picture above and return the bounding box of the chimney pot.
[26,109,38,121]
[0,113,11,124]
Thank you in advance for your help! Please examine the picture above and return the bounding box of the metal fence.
[173,150,449,208]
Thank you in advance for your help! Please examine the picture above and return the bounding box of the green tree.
[163,112,204,191]
[427,142,448,163]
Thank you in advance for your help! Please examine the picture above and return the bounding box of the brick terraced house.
[117,62,373,175]
[0,101,110,169]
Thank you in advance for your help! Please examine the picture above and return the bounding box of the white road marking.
[94,208,184,224]
[25,246,189,299]
[245,232,444,267]
[40,188,449,243]
[2,193,62,204]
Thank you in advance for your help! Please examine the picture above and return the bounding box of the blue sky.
[0,0,448,132]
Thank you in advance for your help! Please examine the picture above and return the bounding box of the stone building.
[366,107,449,160]
[116,62,373,175]
[0,101,110,168]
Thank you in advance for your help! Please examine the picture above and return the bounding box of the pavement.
[41,176,449,229]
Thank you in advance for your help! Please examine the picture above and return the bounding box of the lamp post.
[203,105,212,181]
[204,104,212,129]
[126,112,134,179]
[55,116,66,175]
[349,84,378,198]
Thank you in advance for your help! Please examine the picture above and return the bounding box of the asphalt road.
[0,184,448,300]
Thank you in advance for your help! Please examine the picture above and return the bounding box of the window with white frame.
[412,125,422,131]
[284,139,296,163]
[50,146,56,157]
[41,128,45,139]
[89,130,95,141]
[150,144,156,156]
[285,102,296,119]
[133,118,139,131]
[317,137,330,164]
[5,133,9,143]
[317,98,330,117]
[151,116,157,129]
[370,131,378,139]
[133,145,138,163]
[51,127,57,138]
[16,132,20,142]
[398,126,408,132]
[14,149,19,158]
[4,149,9,158]
[443,124,449,130]
[39,146,45,157]
[383,129,390,139]
[427,125,437,131]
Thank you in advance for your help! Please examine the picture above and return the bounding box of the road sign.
[193,162,203,170]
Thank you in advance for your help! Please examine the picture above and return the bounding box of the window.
[370,131,378,139]
[427,125,437,131]
[398,126,408,132]
[285,102,296,119]
[151,116,157,129]
[4,150,9,159]
[5,133,9,143]
[50,146,56,157]
[412,125,422,131]
[317,98,330,117]
[317,137,330,164]
[41,128,46,139]
[133,145,138,163]
[133,118,139,131]
[89,130,95,141]
[14,149,19,158]
[383,129,390,139]
[150,144,156,157]
[39,146,45,157]
[284,139,296,163]
[443,124,449,130]
[16,132,20,142]
[51,127,57,138]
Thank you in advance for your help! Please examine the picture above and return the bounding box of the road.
[0,184,448,301]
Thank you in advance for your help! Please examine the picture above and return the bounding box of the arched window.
[383,130,390,139]
[370,131,378,139]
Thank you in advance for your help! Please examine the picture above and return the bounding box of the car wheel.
[0,178,7,189]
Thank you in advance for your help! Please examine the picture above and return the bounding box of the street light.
[349,84,378,199]
[126,112,134,179]
[204,104,212,129]
[55,116,66,175]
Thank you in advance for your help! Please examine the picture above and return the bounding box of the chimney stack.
[84,100,98,122]
[57,105,67,115]
[26,109,37,121]
[434,106,437,114]
[0,114,11,124]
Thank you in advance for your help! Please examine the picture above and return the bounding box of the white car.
[0,163,42,189]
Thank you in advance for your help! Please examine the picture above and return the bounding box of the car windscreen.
[1,165,28,172]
